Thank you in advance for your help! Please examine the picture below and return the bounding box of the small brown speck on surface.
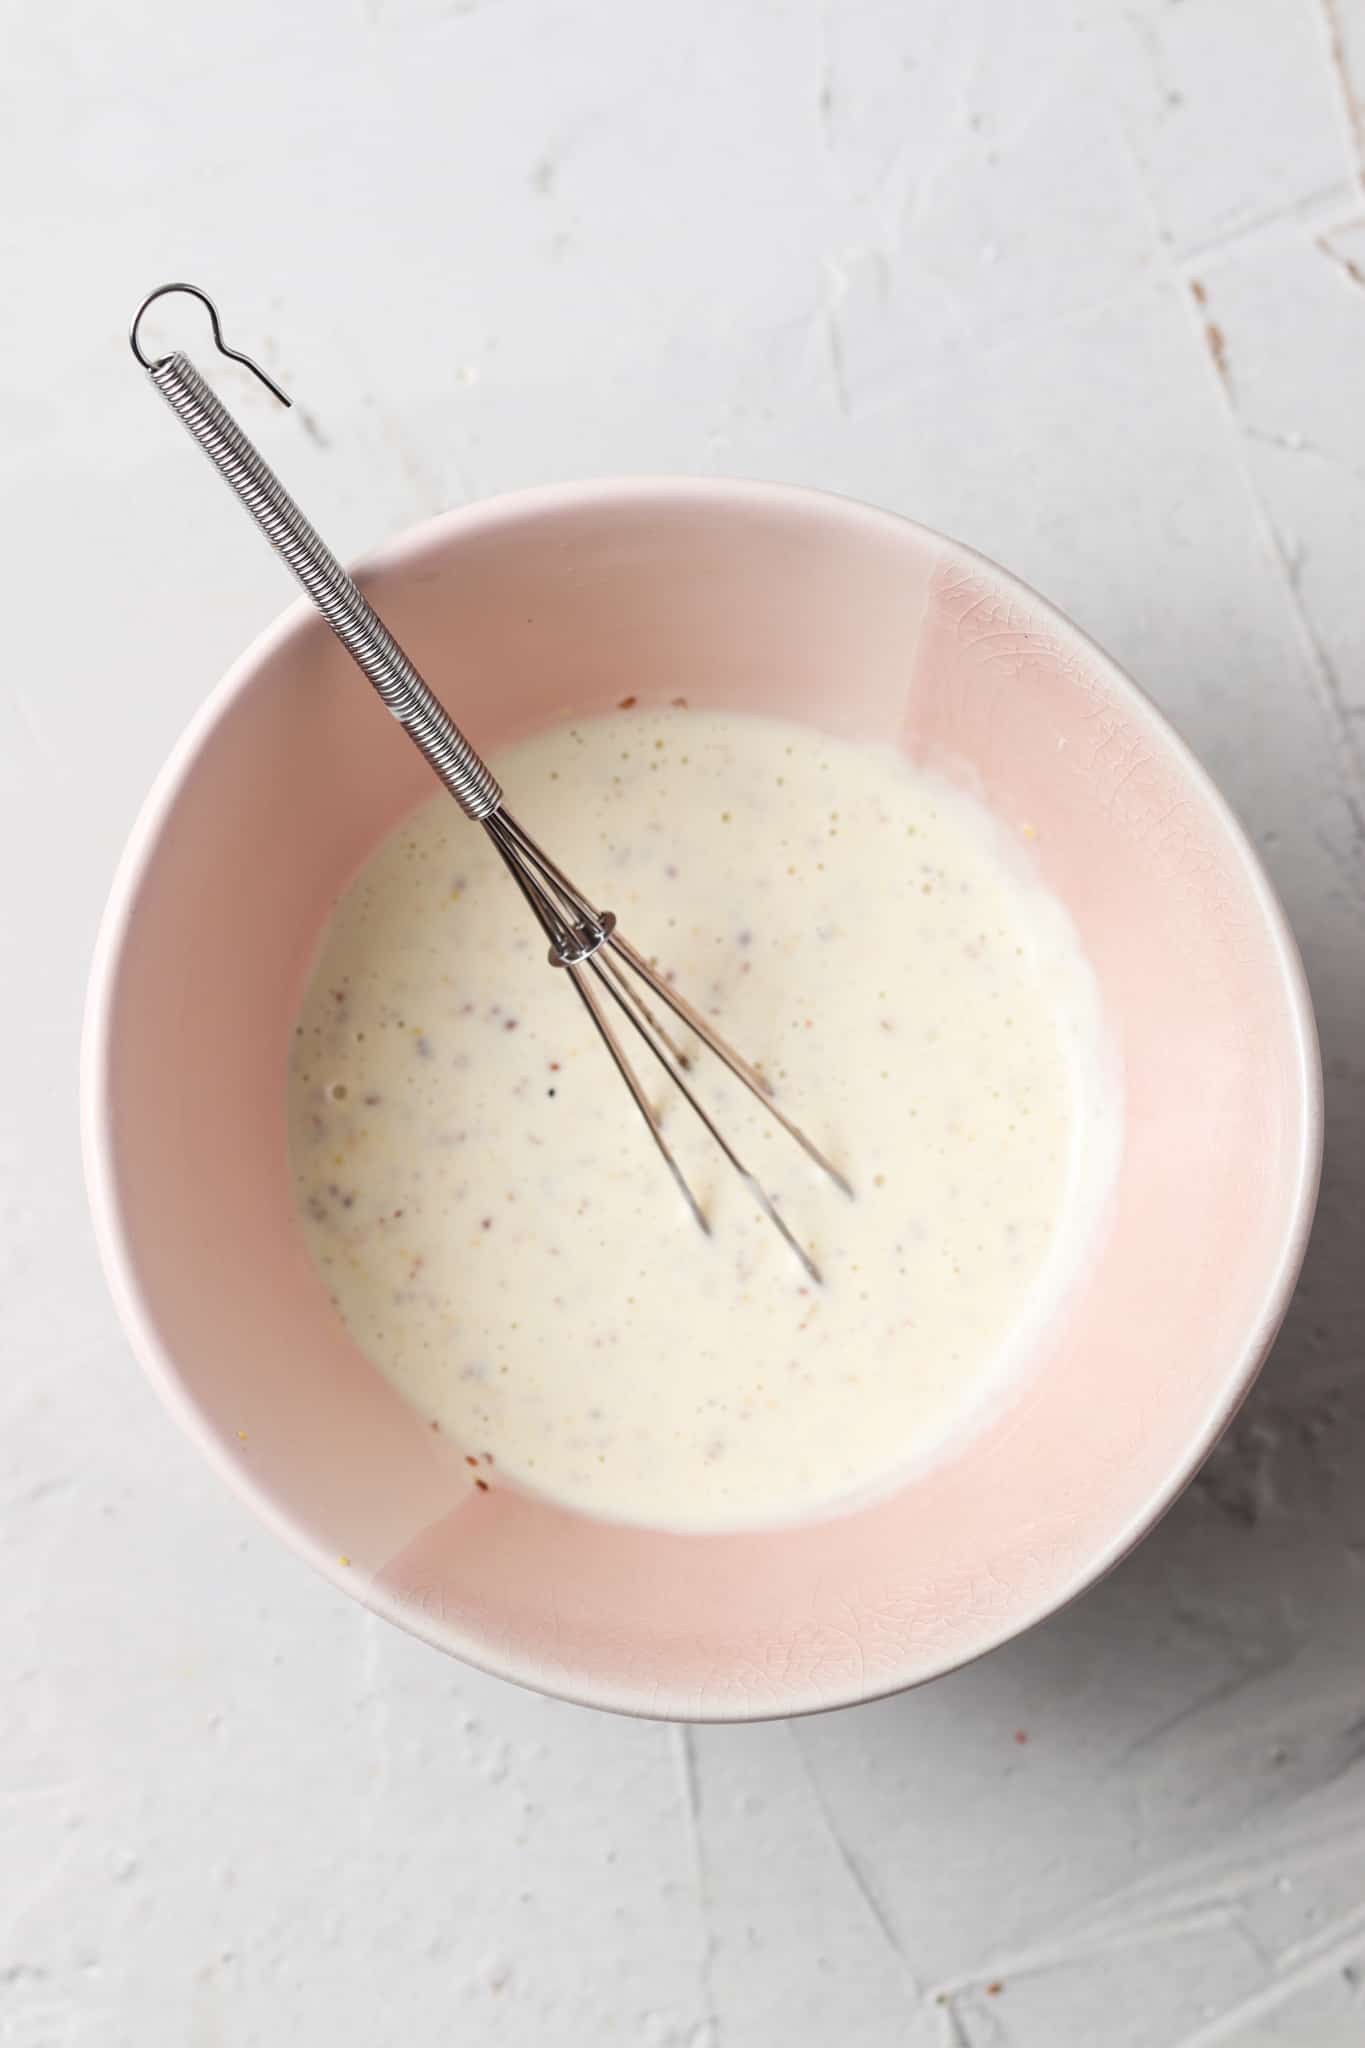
[466,1455,479,1467]
[1205,320,1231,384]
[475,1477,490,1492]
[617,694,637,709]
[986,1982,1004,1997]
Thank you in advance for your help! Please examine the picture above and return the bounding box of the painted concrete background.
[3,2,1365,2041]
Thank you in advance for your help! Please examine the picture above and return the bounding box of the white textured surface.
[3,2,1364,2042]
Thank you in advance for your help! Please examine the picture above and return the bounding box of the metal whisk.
[130,284,851,1282]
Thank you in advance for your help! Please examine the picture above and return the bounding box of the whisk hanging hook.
[129,282,292,408]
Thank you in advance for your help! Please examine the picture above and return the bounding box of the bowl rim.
[81,474,1324,1720]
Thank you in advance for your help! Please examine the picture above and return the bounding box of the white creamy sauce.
[287,707,1116,1529]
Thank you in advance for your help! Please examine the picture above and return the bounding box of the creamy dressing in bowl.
[287,706,1117,1530]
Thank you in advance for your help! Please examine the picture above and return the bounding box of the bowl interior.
[88,481,1319,1718]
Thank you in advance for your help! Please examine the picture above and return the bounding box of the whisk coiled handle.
[145,350,502,822]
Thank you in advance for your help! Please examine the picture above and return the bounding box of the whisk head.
[483,807,852,1283]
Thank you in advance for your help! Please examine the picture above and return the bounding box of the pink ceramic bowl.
[83,479,1321,1719]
